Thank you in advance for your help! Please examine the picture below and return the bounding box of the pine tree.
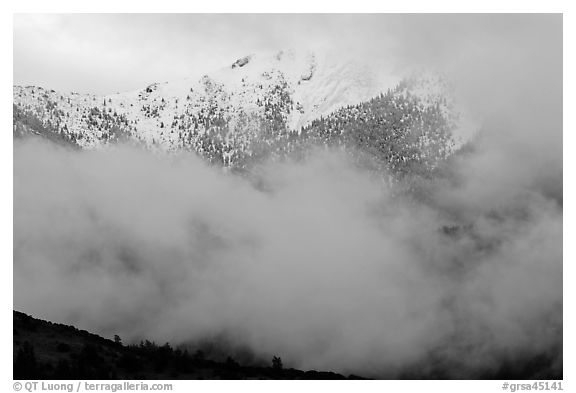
[272,356,283,370]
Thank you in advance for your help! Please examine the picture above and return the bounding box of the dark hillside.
[13,311,362,380]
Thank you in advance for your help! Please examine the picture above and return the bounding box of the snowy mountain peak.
[13,48,473,171]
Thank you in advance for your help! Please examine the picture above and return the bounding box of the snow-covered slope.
[396,72,479,148]
[14,49,476,173]
[14,49,388,150]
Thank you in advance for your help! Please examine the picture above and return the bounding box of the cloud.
[13,137,562,377]
[13,14,562,377]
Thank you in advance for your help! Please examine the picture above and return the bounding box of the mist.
[13,14,562,378]
[13,136,562,377]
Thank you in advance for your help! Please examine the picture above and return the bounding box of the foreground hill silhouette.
[13,311,363,380]
[14,309,562,380]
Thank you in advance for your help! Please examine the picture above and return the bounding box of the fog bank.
[14,137,562,377]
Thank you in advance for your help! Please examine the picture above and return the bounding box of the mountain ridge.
[13,49,472,177]
[14,310,364,380]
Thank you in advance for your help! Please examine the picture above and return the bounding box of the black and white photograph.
[9,10,567,386]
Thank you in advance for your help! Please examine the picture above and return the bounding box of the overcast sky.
[13,14,561,95]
